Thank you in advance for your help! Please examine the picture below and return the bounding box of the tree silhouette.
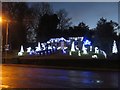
[37,14,59,42]
[72,22,89,37]
[24,2,53,43]
[2,2,29,50]
[56,9,72,30]
[95,17,119,56]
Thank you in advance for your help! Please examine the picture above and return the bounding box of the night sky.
[50,2,118,29]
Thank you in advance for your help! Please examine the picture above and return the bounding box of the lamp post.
[5,20,9,51]
[0,17,10,57]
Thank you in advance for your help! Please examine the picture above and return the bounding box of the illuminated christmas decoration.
[95,47,99,54]
[60,37,66,41]
[81,37,84,41]
[69,51,72,55]
[41,43,46,50]
[75,38,77,41]
[92,55,98,59]
[48,45,52,50]
[62,49,67,54]
[100,50,107,58]
[112,40,118,54]
[75,45,79,50]
[18,52,23,56]
[66,40,71,43]
[90,46,92,51]
[47,41,50,44]
[53,46,56,50]
[55,39,58,42]
[83,39,91,46]
[20,45,24,53]
[78,50,81,56]
[35,42,41,52]
[57,41,68,50]
[18,45,24,56]
[17,37,108,59]
[82,44,88,54]
[29,50,35,55]
[71,41,75,52]
[27,47,32,53]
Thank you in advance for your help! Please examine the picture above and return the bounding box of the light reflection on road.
[1,64,119,88]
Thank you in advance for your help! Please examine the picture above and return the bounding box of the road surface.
[0,64,119,88]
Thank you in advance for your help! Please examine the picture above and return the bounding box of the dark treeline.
[2,2,120,56]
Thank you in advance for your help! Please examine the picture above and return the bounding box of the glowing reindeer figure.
[95,47,99,54]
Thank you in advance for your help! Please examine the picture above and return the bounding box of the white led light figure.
[102,50,107,58]
[35,42,41,52]
[41,43,46,50]
[20,45,24,53]
[81,37,84,41]
[69,51,72,55]
[18,52,23,56]
[90,46,92,51]
[82,44,88,54]
[48,45,52,50]
[47,41,50,44]
[75,45,79,50]
[27,47,31,53]
[75,38,77,41]
[62,49,66,54]
[78,50,81,56]
[95,47,99,54]
[71,41,75,52]
[18,45,24,56]
[57,41,68,50]
[112,40,118,54]
[92,55,98,59]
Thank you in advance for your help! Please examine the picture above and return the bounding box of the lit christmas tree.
[82,44,88,54]
[71,41,75,52]
[20,45,24,53]
[112,40,118,54]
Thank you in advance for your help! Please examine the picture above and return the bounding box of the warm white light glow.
[0,17,2,22]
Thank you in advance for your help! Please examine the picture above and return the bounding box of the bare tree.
[2,2,28,49]
[24,2,53,43]
[56,9,72,30]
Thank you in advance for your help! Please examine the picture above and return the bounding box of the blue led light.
[83,38,91,46]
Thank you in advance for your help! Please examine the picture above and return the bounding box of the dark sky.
[50,2,118,29]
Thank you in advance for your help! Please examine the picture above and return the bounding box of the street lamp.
[0,16,10,57]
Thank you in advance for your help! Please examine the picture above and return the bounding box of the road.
[0,64,119,88]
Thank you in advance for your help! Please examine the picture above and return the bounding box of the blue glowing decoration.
[83,38,91,46]
[62,49,67,54]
